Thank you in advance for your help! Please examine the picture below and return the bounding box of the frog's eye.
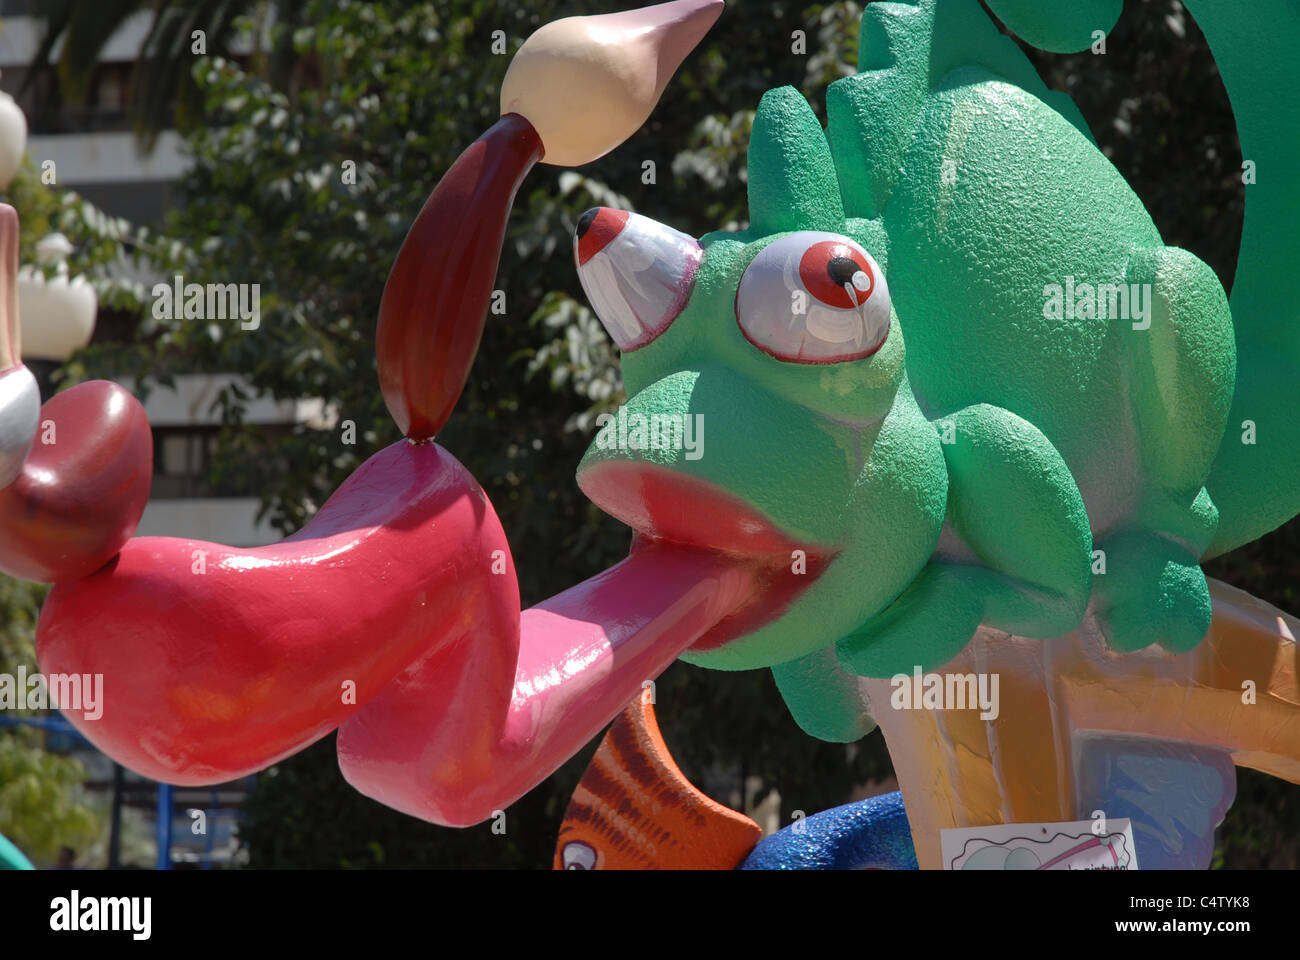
[735,231,890,363]
[575,207,702,352]
[562,840,598,870]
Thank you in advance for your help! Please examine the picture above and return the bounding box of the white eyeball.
[562,840,598,870]
[735,232,890,364]
[575,208,702,352]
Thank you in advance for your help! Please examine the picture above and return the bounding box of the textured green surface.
[748,86,844,235]
[1185,0,1300,555]
[771,645,878,743]
[983,0,1122,53]
[576,0,1300,737]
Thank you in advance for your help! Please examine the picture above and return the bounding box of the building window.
[153,428,220,498]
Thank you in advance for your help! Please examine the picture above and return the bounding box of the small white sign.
[941,818,1139,870]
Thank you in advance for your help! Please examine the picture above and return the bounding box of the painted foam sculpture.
[0,206,40,489]
[566,0,1300,865]
[8,0,1300,868]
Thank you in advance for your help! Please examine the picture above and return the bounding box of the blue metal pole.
[0,714,90,741]
[202,786,217,869]
[156,783,173,871]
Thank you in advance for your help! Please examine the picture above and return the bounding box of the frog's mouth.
[578,459,834,652]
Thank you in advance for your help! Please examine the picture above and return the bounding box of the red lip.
[579,459,833,649]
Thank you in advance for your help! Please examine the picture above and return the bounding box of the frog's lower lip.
[578,460,834,650]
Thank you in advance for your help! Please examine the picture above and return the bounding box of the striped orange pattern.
[555,692,762,869]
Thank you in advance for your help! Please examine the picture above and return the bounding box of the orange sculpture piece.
[555,691,762,870]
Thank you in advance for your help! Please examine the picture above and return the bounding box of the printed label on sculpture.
[940,818,1139,870]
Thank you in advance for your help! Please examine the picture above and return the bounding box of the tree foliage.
[0,577,103,866]
[22,0,311,149]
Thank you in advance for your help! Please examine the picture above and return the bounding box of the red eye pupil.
[799,241,873,308]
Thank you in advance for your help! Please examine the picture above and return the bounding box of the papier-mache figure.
[3,0,1298,870]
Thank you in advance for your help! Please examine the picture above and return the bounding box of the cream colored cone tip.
[501,0,724,167]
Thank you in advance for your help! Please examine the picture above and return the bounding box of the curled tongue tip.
[500,0,724,168]
[0,203,19,371]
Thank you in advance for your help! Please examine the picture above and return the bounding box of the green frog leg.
[1090,246,1234,653]
[838,403,1091,676]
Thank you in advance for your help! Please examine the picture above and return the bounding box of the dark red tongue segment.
[376,113,544,441]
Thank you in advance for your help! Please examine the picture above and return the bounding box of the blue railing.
[0,713,250,869]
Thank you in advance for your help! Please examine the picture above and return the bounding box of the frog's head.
[574,87,942,671]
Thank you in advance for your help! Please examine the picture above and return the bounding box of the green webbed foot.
[1090,525,1213,653]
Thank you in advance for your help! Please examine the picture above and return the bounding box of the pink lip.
[578,459,834,649]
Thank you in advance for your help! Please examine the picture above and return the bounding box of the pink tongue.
[520,542,756,711]
[337,542,758,826]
